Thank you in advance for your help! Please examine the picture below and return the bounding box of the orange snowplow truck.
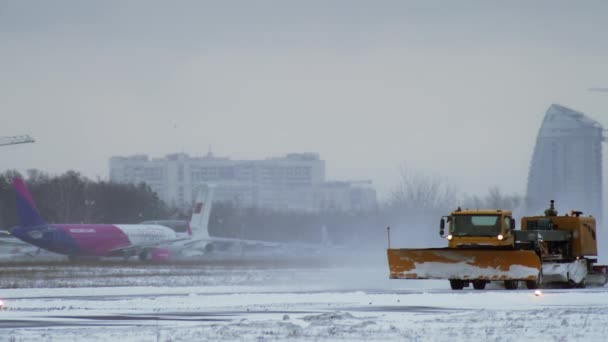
[387,201,607,290]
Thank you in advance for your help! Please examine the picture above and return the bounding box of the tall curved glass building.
[526,104,604,221]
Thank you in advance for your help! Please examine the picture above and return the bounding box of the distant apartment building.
[109,152,377,212]
[526,104,604,221]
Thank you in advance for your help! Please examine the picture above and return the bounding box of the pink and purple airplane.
[10,178,214,261]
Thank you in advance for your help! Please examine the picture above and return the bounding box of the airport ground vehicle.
[387,201,608,290]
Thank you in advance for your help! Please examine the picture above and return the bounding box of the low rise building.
[109,152,376,212]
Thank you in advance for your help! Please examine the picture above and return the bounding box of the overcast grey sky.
[1,0,607,199]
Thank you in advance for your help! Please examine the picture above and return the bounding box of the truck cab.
[440,209,516,249]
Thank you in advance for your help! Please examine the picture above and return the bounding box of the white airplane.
[175,185,335,259]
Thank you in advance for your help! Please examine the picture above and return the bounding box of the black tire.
[472,281,486,290]
[68,255,80,262]
[525,280,538,289]
[526,271,543,289]
[504,280,519,290]
[572,279,586,289]
[450,279,464,290]
[204,243,214,253]
[139,250,150,261]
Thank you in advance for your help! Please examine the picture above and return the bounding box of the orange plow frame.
[388,248,542,281]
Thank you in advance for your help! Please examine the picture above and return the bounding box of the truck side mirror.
[440,218,445,236]
[510,218,516,230]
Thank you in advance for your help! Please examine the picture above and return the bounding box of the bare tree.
[386,164,458,247]
[388,164,457,214]
[463,186,523,211]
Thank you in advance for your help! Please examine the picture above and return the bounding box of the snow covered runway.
[1,263,608,341]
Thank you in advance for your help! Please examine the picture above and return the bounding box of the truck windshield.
[451,215,501,237]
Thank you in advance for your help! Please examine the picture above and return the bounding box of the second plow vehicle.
[387,200,608,290]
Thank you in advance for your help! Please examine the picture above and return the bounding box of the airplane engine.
[139,247,171,261]
[150,247,170,261]
[204,243,214,253]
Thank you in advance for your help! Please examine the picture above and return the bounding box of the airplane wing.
[204,236,282,247]
[107,237,192,255]
[0,230,32,246]
[107,236,284,260]
[0,237,31,246]
[185,236,334,257]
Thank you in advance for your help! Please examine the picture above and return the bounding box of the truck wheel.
[572,279,586,289]
[526,271,543,289]
[450,280,464,290]
[504,280,518,290]
[525,280,538,289]
[472,281,486,290]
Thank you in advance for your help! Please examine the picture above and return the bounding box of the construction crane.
[0,135,35,147]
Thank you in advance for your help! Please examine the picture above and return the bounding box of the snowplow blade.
[388,248,541,281]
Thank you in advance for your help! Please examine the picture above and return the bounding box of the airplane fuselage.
[11,224,177,257]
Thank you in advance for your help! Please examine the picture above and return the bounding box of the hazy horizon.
[2,1,607,200]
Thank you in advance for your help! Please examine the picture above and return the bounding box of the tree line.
[0,170,175,229]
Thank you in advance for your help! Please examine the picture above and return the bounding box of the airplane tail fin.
[12,178,46,227]
[188,184,214,239]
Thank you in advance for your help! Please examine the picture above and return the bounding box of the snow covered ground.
[2,263,608,341]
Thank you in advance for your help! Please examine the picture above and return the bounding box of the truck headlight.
[447,234,453,240]
[497,234,504,240]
